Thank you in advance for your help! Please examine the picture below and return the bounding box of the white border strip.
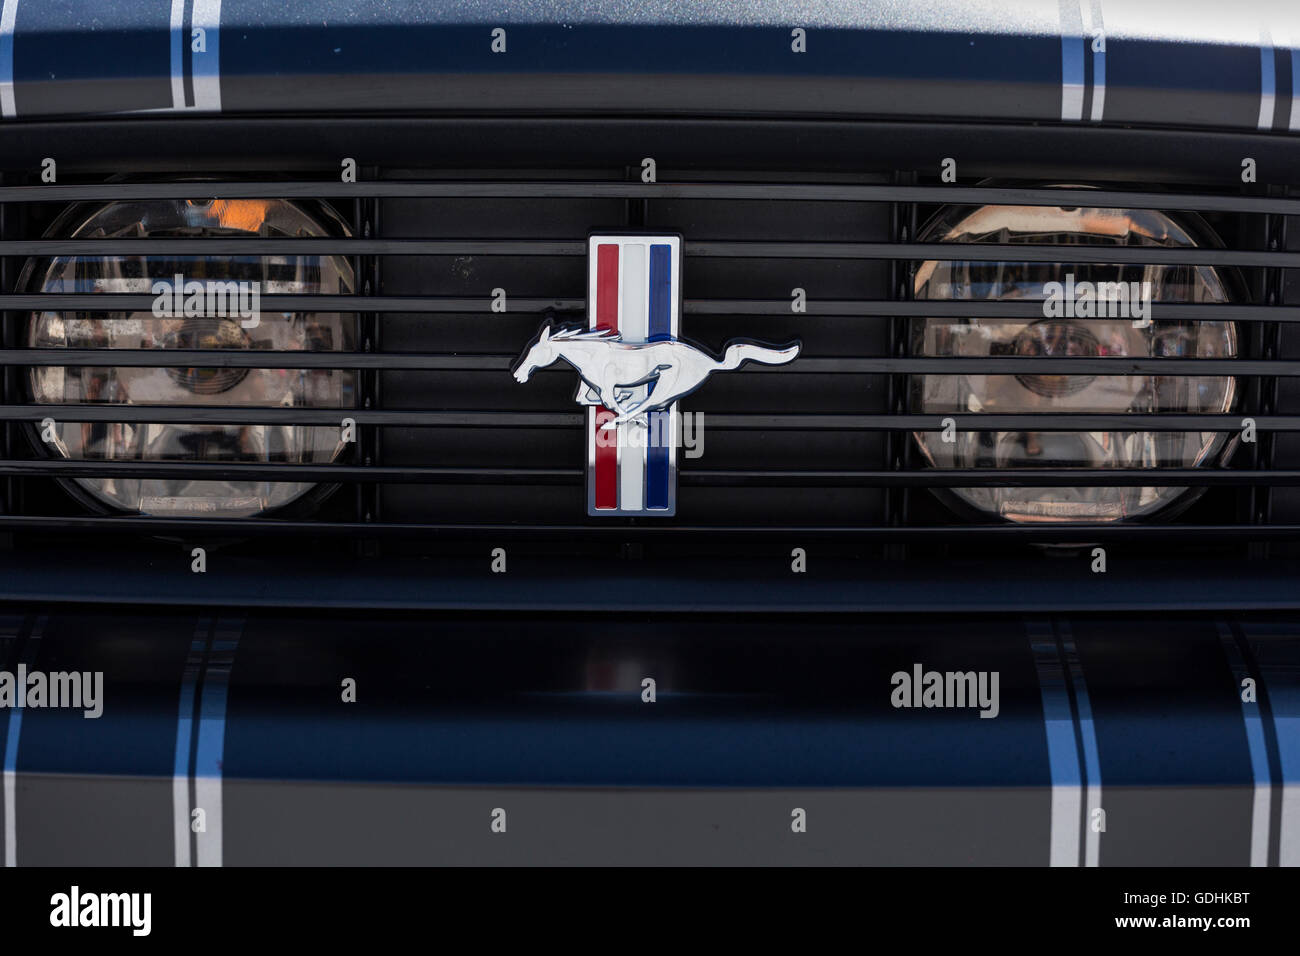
[0,0,18,119]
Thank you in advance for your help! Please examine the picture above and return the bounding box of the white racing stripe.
[169,0,186,110]
[1083,0,1105,123]
[1239,621,1300,866]
[1217,621,1272,866]
[1292,44,1300,132]
[0,616,20,867]
[1031,620,1083,867]
[1059,624,1102,867]
[1259,28,1277,131]
[0,0,17,119]
[169,0,221,113]
[1280,727,1300,867]
[193,617,241,867]
[2,615,45,867]
[191,0,221,111]
[1275,28,1300,133]
[172,619,211,867]
[1059,0,1086,122]
[1251,634,1300,867]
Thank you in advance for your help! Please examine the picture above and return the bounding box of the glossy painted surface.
[0,606,1295,864]
[0,1,1297,132]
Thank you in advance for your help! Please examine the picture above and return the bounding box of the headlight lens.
[24,197,356,517]
[911,203,1238,523]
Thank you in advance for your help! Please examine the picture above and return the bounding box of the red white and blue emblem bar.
[586,234,681,516]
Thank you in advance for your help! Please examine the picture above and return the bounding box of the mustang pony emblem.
[513,233,800,517]
[513,325,800,430]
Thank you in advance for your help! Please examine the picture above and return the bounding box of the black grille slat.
[0,513,1298,543]
[4,406,1296,431]
[3,179,1300,217]
[8,294,1300,324]
[0,459,1297,488]
[0,351,1291,376]
[8,237,1300,268]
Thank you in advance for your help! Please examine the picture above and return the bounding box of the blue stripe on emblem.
[646,243,672,510]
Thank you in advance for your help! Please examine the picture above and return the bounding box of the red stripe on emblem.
[596,243,619,332]
[594,407,618,509]
[593,243,619,508]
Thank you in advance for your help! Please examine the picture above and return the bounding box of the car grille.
[1,166,1298,567]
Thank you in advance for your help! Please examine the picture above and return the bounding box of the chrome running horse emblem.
[513,325,800,429]
[511,233,800,516]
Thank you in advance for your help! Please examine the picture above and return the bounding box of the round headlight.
[23,197,356,517]
[911,202,1238,523]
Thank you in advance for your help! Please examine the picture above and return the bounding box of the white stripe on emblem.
[0,0,18,119]
[617,241,647,512]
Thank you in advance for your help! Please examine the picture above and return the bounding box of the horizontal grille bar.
[0,458,1295,487]
[4,180,1298,216]
[3,296,1295,323]
[0,239,580,256]
[2,297,1289,323]
[0,406,1281,429]
[0,350,1289,376]
[687,301,1298,321]
[1,513,1299,542]
[3,239,1295,268]
[0,459,577,483]
[4,294,585,313]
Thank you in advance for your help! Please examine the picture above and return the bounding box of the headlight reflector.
[24,197,356,517]
[911,203,1238,523]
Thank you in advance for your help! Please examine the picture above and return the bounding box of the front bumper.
[2,606,1294,865]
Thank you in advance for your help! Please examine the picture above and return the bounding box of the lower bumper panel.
[0,608,1294,866]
